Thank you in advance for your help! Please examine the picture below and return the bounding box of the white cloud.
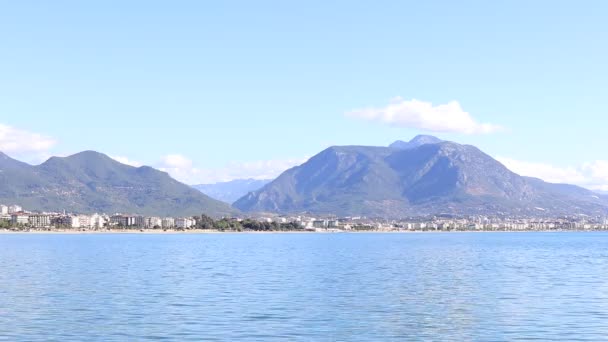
[347,98,501,134]
[497,157,608,191]
[157,154,307,184]
[160,154,193,169]
[0,123,56,153]
[111,156,143,167]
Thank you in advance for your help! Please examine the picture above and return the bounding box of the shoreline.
[1,229,607,235]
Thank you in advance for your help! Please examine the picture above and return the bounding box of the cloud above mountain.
[0,123,56,154]
[498,157,608,191]
[111,156,143,167]
[157,154,307,184]
[347,98,501,134]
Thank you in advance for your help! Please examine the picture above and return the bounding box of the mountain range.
[234,136,608,217]
[2,136,606,218]
[0,151,235,217]
[192,179,271,204]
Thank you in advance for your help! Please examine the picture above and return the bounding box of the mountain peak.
[390,135,443,150]
[67,150,112,160]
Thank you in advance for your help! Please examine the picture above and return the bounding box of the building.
[90,213,108,228]
[52,215,84,228]
[161,217,175,228]
[78,215,91,228]
[110,215,128,227]
[145,217,162,228]
[175,218,195,229]
[110,215,144,227]
[134,216,145,227]
[0,205,8,215]
[312,220,327,228]
[28,214,52,228]
[327,220,339,228]
[10,213,29,226]
[8,205,23,214]
[272,217,287,224]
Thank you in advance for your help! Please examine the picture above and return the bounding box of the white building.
[272,217,287,224]
[90,214,108,228]
[110,215,144,227]
[0,205,8,215]
[11,213,29,226]
[8,205,23,214]
[68,216,81,228]
[28,214,52,228]
[175,218,195,229]
[78,215,91,228]
[162,217,175,228]
[145,217,162,228]
[313,220,327,228]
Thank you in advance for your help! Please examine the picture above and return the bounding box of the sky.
[1,1,608,189]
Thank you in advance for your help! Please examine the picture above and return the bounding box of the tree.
[198,214,215,229]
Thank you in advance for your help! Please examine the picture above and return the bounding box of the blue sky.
[1,1,608,188]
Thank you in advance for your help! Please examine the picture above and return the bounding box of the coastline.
[1,229,606,234]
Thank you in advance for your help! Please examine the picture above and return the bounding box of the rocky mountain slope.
[234,136,608,217]
[0,151,236,217]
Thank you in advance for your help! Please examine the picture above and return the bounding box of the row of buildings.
[0,204,23,215]
[255,214,608,231]
[0,204,196,229]
[4,203,608,231]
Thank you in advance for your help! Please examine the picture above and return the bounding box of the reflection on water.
[1,232,608,341]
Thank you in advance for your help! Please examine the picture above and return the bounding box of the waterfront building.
[53,215,82,228]
[145,217,162,228]
[134,215,145,227]
[0,205,8,215]
[90,213,108,228]
[161,217,175,228]
[78,215,91,228]
[10,213,29,226]
[8,205,23,214]
[327,220,339,228]
[28,214,52,228]
[312,220,327,228]
[175,217,195,229]
[110,214,144,227]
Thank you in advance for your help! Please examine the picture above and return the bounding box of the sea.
[1,232,608,341]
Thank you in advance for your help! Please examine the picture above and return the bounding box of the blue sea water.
[1,232,608,341]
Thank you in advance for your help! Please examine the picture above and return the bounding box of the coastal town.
[2,203,608,232]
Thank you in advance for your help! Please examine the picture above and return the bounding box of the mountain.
[0,151,236,217]
[192,179,271,204]
[389,135,443,150]
[234,136,608,217]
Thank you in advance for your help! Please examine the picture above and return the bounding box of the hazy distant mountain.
[0,151,236,217]
[389,135,443,150]
[234,136,608,217]
[192,179,271,204]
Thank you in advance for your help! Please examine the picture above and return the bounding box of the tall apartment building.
[28,214,52,228]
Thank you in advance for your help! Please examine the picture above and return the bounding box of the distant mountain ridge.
[234,136,608,217]
[192,179,271,204]
[0,151,236,217]
[389,135,443,150]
